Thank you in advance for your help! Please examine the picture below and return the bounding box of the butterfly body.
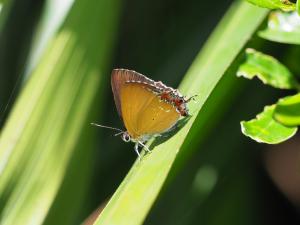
[110,69,192,158]
[159,90,189,116]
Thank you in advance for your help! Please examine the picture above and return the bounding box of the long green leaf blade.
[0,0,120,224]
[94,2,268,225]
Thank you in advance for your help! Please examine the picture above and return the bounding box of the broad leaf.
[259,11,300,45]
[237,48,299,89]
[274,93,300,126]
[241,105,297,144]
[247,0,295,11]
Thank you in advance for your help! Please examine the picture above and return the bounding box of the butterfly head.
[121,132,131,143]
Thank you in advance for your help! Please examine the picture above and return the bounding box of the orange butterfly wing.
[111,69,180,140]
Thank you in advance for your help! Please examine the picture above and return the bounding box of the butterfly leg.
[134,142,141,160]
[138,141,151,153]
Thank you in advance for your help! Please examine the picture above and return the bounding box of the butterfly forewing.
[111,69,155,119]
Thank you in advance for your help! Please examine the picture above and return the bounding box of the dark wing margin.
[111,69,156,119]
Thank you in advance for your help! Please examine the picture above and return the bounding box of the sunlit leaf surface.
[237,48,299,89]
[274,93,300,126]
[241,105,297,144]
[259,11,300,44]
[247,0,295,11]
[0,0,120,224]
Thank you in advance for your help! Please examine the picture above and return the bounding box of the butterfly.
[92,69,194,159]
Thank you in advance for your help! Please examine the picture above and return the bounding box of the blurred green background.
[0,0,300,224]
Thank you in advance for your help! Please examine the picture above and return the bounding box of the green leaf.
[259,11,300,45]
[237,48,299,89]
[25,0,75,76]
[298,0,300,15]
[94,2,268,225]
[0,0,12,32]
[0,0,120,224]
[241,105,297,144]
[274,93,300,126]
[247,0,295,11]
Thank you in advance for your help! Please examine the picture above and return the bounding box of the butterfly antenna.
[90,123,123,132]
[114,131,124,136]
[186,94,198,103]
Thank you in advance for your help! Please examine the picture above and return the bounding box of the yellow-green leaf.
[241,105,297,144]
[0,0,120,224]
[237,48,299,89]
[274,93,300,126]
[259,11,300,45]
[247,0,295,11]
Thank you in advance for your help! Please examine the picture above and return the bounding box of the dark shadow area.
[0,0,45,127]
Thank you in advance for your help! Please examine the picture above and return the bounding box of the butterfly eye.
[122,133,131,142]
